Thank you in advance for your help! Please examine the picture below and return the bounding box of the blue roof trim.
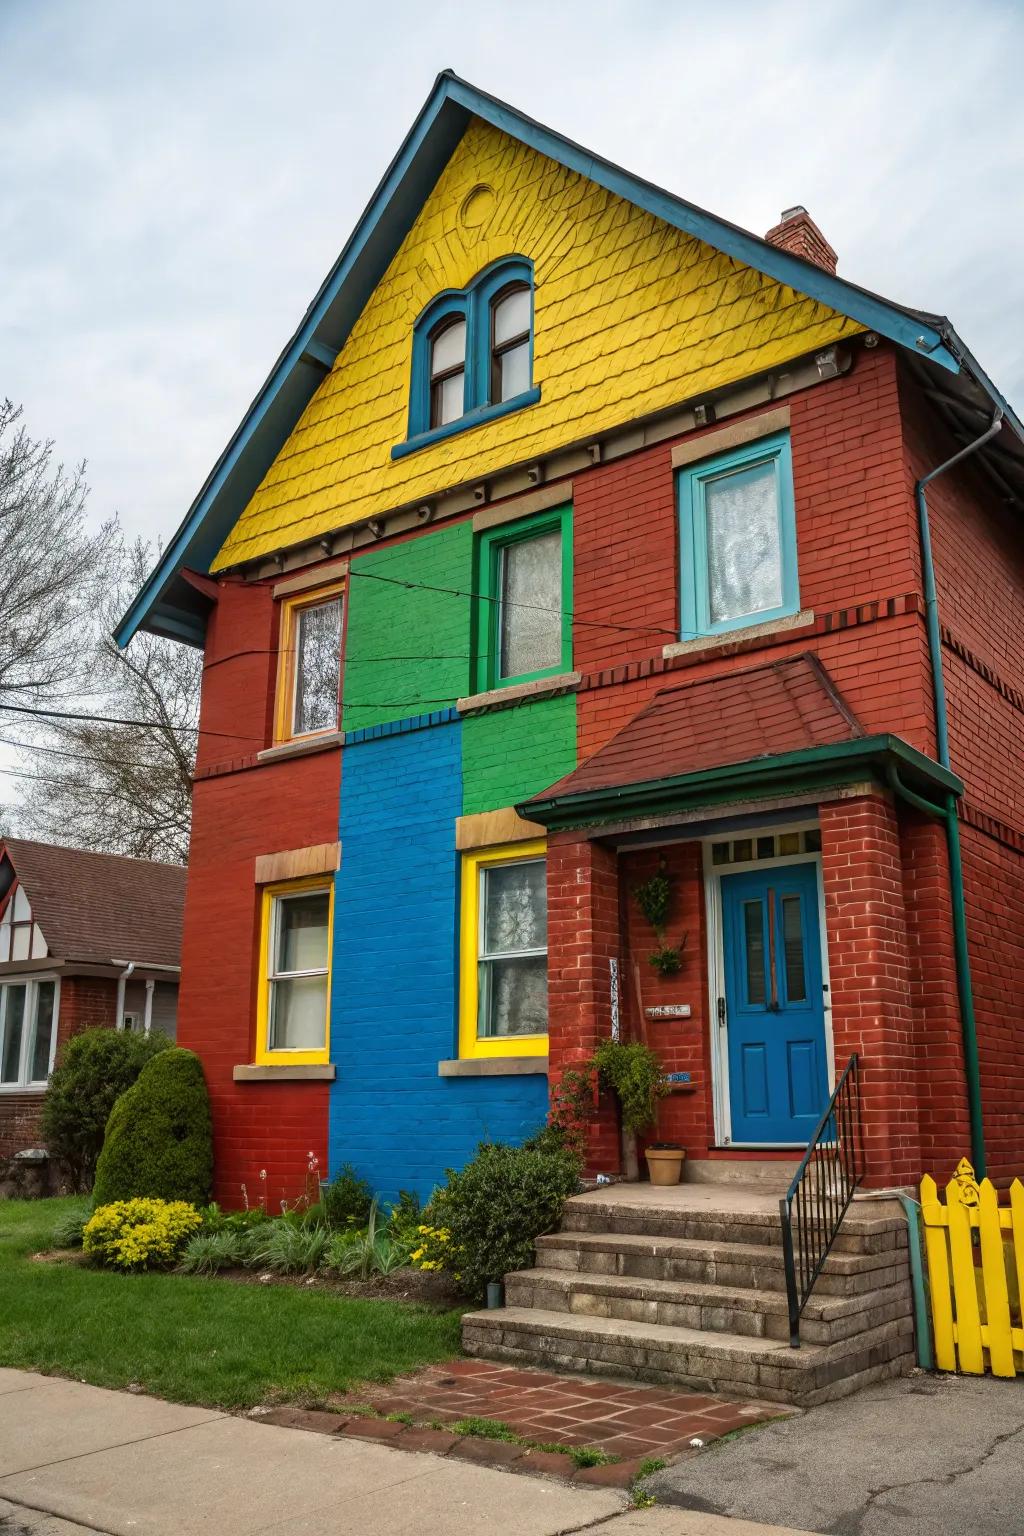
[343,706,460,746]
[117,69,1010,649]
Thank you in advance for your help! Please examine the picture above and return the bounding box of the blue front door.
[721,862,829,1145]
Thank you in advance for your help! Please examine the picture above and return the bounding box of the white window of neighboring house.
[0,977,59,1088]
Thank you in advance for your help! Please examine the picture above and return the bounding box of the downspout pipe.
[912,410,1001,1179]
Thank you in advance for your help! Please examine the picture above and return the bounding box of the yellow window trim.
[255,875,334,1066]
[273,580,345,746]
[458,839,548,1060]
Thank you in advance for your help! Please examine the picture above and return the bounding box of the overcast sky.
[2,0,1023,810]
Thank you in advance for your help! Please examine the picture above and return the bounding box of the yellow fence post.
[921,1159,1024,1378]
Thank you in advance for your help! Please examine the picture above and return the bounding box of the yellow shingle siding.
[212,119,862,570]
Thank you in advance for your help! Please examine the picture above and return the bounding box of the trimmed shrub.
[432,1140,582,1298]
[321,1164,373,1229]
[93,1048,213,1207]
[83,1198,202,1271]
[41,1028,171,1191]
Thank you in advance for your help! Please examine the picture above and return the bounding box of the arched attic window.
[399,258,538,456]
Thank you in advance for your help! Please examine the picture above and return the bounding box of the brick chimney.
[764,206,838,275]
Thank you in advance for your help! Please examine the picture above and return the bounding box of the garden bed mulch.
[252,1358,792,1489]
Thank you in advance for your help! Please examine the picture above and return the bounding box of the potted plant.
[644,1141,686,1185]
[591,1039,675,1182]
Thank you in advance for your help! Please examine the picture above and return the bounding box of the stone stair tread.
[535,1230,891,1275]
[464,1304,826,1366]
[512,1266,904,1321]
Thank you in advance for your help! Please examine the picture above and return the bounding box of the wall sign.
[609,957,620,1040]
[645,1003,691,1019]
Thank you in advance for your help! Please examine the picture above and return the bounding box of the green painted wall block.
[461,695,577,816]
[343,523,474,730]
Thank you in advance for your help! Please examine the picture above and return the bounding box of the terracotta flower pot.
[645,1145,686,1185]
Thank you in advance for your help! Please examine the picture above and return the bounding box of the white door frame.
[701,821,834,1148]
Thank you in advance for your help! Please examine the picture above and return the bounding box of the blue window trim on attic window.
[394,257,537,459]
[677,430,799,640]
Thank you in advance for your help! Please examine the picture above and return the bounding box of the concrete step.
[505,1266,913,1346]
[685,1159,799,1194]
[462,1305,914,1407]
[535,1231,909,1295]
[561,1195,908,1257]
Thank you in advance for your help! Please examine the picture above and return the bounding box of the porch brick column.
[899,811,968,1172]
[547,831,621,1174]
[820,793,921,1186]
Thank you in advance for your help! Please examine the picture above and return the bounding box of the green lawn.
[0,1198,463,1410]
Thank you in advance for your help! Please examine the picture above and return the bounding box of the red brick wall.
[180,577,338,1209]
[820,795,921,1186]
[901,380,1024,1179]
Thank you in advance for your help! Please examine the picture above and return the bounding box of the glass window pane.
[498,341,531,402]
[294,599,341,735]
[733,838,752,863]
[480,955,548,1037]
[803,828,822,853]
[704,458,783,625]
[778,832,800,856]
[499,529,562,678]
[782,895,807,1002]
[742,902,766,1006]
[430,318,466,376]
[711,842,730,866]
[434,369,464,426]
[30,981,56,1082]
[275,893,330,974]
[493,287,530,346]
[1,984,26,1083]
[269,975,327,1050]
[483,861,546,955]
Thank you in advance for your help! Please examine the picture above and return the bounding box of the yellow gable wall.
[213,118,862,570]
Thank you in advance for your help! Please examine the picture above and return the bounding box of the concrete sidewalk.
[0,1368,797,1536]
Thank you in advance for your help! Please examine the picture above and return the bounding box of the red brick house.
[0,839,185,1180]
[115,73,1024,1223]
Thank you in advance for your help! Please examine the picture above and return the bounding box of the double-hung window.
[677,430,798,639]
[399,258,537,454]
[274,583,344,743]
[459,843,548,1059]
[256,880,333,1064]
[474,505,572,692]
[0,978,58,1088]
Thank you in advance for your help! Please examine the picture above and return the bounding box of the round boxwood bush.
[42,1027,171,1191]
[432,1140,582,1299]
[92,1047,213,1207]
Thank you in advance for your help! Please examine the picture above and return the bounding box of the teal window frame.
[677,429,799,640]
[473,505,573,693]
[395,257,538,459]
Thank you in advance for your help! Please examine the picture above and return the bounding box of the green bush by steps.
[93,1048,213,1207]
[42,1028,171,1192]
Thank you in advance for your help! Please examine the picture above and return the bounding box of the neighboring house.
[0,839,185,1172]
[117,72,1024,1215]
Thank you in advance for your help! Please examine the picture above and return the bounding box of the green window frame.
[473,505,573,693]
[677,430,799,640]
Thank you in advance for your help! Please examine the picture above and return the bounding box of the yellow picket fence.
[921,1158,1024,1377]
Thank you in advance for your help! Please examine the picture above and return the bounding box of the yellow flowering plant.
[83,1198,203,1272]
[409,1222,456,1274]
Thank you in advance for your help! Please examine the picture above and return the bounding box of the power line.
[0,733,180,776]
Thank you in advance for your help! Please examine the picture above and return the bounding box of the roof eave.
[520,734,963,830]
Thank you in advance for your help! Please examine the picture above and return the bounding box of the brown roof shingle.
[0,840,186,968]
[534,654,865,803]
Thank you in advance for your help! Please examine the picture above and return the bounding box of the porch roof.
[521,654,963,828]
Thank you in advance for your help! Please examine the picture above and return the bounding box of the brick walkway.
[331,1358,788,1462]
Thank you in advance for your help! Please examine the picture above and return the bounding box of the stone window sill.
[661,609,814,660]
[457,673,580,716]
[233,1064,336,1082]
[256,732,343,766]
[438,1057,549,1078]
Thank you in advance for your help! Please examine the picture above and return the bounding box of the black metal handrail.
[779,1053,863,1348]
